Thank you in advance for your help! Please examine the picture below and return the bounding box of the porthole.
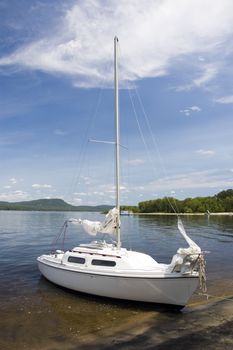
[91,259,116,267]
[68,256,85,264]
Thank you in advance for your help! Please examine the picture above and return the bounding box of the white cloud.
[136,186,145,190]
[180,109,191,116]
[73,192,87,196]
[1,0,233,87]
[3,185,12,189]
[192,63,218,87]
[215,95,233,104]
[198,56,205,62]
[14,190,26,195]
[93,191,105,196]
[73,197,83,204]
[180,105,201,116]
[0,190,30,202]
[196,149,216,156]
[189,106,201,112]
[80,176,92,185]
[54,129,67,135]
[32,183,52,189]
[145,170,233,192]
[9,177,17,184]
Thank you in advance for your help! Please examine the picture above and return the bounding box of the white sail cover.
[69,208,119,236]
[177,217,201,255]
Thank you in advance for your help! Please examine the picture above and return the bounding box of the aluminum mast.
[114,36,121,249]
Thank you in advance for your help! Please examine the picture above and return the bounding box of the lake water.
[0,211,233,349]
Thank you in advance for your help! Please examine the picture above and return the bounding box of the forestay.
[69,207,119,236]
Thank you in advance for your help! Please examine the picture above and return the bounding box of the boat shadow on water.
[37,275,184,313]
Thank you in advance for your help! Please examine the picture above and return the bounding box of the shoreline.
[0,208,232,216]
[133,212,233,216]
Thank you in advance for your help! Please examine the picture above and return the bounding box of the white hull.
[38,257,199,306]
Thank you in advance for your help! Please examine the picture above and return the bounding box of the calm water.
[0,211,233,349]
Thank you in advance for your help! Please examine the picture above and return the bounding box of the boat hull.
[38,259,199,306]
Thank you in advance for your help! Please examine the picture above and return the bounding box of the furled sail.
[69,207,119,236]
[176,217,206,292]
[177,217,201,255]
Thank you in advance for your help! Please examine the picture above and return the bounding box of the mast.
[114,36,121,249]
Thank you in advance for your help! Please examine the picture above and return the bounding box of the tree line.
[122,189,233,213]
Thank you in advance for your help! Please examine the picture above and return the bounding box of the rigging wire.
[128,89,159,177]
[50,220,68,253]
[117,48,176,251]
[121,117,133,251]
[127,85,178,214]
[117,40,179,214]
[63,66,117,233]
[117,43,134,250]
[134,87,180,214]
[65,51,119,211]
[66,86,104,203]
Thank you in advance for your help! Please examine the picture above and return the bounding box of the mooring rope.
[198,292,233,303]
[198,254,207,293]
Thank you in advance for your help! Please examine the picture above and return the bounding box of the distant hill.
[0,198,113,212]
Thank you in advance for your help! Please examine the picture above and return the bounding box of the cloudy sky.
[0,0,233,205]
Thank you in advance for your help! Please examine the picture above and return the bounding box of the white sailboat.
[37,37,206,307]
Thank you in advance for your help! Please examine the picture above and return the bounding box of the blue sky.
[0,0,233,206]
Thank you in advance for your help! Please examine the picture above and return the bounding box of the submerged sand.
[86,299,233,350]
[0,279,233,350]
